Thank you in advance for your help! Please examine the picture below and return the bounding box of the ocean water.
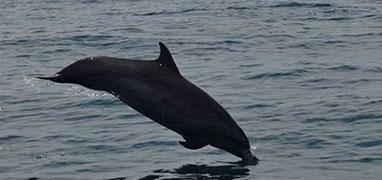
[1,0,381,179]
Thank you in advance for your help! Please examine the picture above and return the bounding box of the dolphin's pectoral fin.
[178,138,208,150]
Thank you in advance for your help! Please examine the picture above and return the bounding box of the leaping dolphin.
[37,42,259,165]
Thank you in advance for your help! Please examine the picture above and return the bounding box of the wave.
[244,69,309,80]
[365,67,382,73]
[245,104,274,109]
[341,114,382,123]
[239,63,262,68]
[79,98,121,108]
[270,2,332,8]
[303,78,328,83]
[363,99,382,106]
[226,6,251,10]
[304,114,382,124]
[134,8,207,16]
[0,135,24,142]
[327,65,359,71]
[329,157,382,163]
[66,34,116,42]
[356,140,382,148]
[131,140,177,149]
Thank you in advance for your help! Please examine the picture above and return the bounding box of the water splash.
[23,75,42,92]
[67,85,109,98]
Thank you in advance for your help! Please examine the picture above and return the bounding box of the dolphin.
[37,42,259,165]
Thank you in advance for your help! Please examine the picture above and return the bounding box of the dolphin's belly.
[108,75,248,148]
[113,78,165,121]
[111,76,217,134]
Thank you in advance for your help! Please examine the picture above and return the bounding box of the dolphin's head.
[36,57,107,86]
[36,73,67,83]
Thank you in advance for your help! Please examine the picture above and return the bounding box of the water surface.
[1,0,381,179]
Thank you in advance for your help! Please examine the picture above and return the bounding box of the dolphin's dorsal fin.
[156,42,180,74]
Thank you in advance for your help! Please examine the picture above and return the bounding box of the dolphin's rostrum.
[38,42,259,165]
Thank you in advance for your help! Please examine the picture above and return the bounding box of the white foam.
[67,85,108,98]
[24,75,43,92]
[251,141,258,152]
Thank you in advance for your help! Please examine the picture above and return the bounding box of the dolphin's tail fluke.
[243,155,259,165]
[241,149,259,166]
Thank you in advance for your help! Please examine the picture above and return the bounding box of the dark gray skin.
[38,42,259,165]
